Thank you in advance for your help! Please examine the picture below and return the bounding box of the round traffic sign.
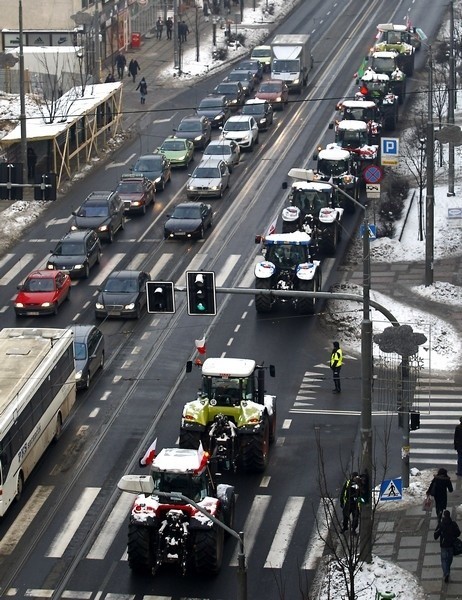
[363,164,384,184]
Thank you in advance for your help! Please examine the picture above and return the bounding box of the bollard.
[375,592,395,600]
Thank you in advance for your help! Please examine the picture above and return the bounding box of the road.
[0,0,447,598]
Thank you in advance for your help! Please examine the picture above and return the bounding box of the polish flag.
[194,441,209,473]
[195,336,206,355]
[139,438,157,467]
[266,215,278,236]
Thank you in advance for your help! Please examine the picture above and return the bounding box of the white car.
[203,139,240,172]
[186,157,231,199]
[220,115,260,151]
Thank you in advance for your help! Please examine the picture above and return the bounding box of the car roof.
[261,79,284,85]
[106,270,146,280]
[162,135,189,143]
[61,230,95,241]
[225,115,254,123]
[69,324,98,341]
[176,201,205,209]
[180,115,206,122]
[194,157,224,169]
[26,269,59,279]
[244,98,266,106]
[85,191,113,201]
[202,94,227,102]
[206,139,235,147]
[217,81,241,88]
[136,154,163,161]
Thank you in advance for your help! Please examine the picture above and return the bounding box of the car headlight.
[75,370,83,381]
[293,78,299,85]
[46,264,55,270]
[41,302,52,307]
[259,118,266,124]
[74,264,84,270]
[95,301,105,309]
[70,224,78,231]
[131,200,141,206]
[14,302,24,308]
[194,135,203,141]
[210,185,220,191]
[155,176,161,183]
[213,114,222,121]
[230,99,237,104]
[275,96,282,102]
[124,302,136,310]
[98,225,109,232]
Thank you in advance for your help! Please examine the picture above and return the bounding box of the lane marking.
[264,496,304,569]
[215,254,240,287]
[302,498,337,569]
[89,254,126,286]
[0,253,35,285]
[230,495,271,566]
[87,492,134,560]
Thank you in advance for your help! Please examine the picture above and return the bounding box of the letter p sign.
[381,137,399,156]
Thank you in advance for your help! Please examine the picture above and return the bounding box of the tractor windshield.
[318,158,349,177]
[371,57,395,73]
[151,471,207,502]
[337,128,368,148]
[291,189,330,212]
[343,106,376,122]
[203,376,252,405]
[266,244,308,268]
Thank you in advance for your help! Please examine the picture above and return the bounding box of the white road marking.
[46,487,100,558]
[175,254,207,287]
[282,419,291,429]
[215,254,240,287]
[89,254,125,286]
[147,253,174,279]
[264,496,304,568]
[87,492,134,559]
[260,476,271,488]
[104,153,136,170]
[89,408,99,418]
[126,253,148,271]
[0,253,14,270]
[0,253,35,285]
[0,486,53,555]
[230,495,271,566]
[302,498,337,569]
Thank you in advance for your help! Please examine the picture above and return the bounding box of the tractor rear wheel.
[297,274,320,315]
[127,523,154,573]
[255,279,272,313]
[240,418,270,472]
[193,524,224,575]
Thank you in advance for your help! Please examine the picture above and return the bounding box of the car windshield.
[151,472,205,502]
[199,98,223,109]
[318,159,349,177]
[252,49,270,58]
[193,167,220,178]
[259,82,281,93]
[272,59,299,71]
[237,62,255,70]
[134,158,161,171]
[216,84,237,93]
[204,145,231,156]
[228,72,248,82]
[104,277,138,293]
[74,341,87,360]
[23,277,55,292]
[117,182,144,193]
[78,204,109,218]
[162,140,186,151]
[224,121,249,131]
[55,241,84,256]
[178,121,202,132]
[242,105,263,115]
[172,206,202,219]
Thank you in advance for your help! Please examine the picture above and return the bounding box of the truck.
[118,446,235,576]
[254,231,321,314]
[270,34,313,93]
[180,357,276,473]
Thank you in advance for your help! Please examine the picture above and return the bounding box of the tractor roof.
[372,50,399,58]
[151,447,207,474]
[319,146,351,160]
[263,232,312,247]
[201,357,257,378]
[337,120,368,131]
[339,100,377,109]
[291,180,332,192]
[377,23,407,32]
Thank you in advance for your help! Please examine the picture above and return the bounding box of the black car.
[71,191,125,243]
[241,99,274,130]
[131,153,171,191]
[235,59,264,81]
[196,95,231,128]
[95,270,151,319]
[47,230,101,279]
[174,115,212,149]
[223,70,255,96]
[213,81,245,111]
[70,324,105,390]
[164,202,213,240]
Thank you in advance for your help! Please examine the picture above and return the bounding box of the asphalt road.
[0,0,447,598]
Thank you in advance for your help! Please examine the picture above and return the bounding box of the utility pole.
[425,46,434,287]
[447,0,455,196]
[93,0,101,82]
[18,0,28,185]
[173,0,179,70]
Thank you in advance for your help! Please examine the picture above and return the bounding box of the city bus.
[0,327,76,516]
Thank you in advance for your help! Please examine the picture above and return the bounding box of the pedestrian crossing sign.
[380,477,402,501]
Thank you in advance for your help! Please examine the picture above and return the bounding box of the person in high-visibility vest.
[330,341,343,393]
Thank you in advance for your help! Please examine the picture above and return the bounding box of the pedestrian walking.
[340,472,362,534]
[128,58,140,83]
[136,77,148,104]
[454,416,462,476]
[105,71,115,83]
[166,17,173,40]
[115,53,126,80]
[427,468,453,521]
[179,20,189,43]
[330,341,343,393]
[27,147,37,180]
[434,510,461,583]
[156,17,164,40]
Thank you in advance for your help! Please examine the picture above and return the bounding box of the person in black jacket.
[434,510,461,582]
[427,468,453,522]
[340,472,362,534]
[454,416,462,476]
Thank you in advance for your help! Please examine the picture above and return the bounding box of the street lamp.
[288,167,373,562]
[418,138,425,242]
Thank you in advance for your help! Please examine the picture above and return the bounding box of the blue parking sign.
[381,138,399,156]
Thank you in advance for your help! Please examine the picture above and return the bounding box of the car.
[174,115,212,149]
[116,174,155,215]
[255,79,289,110]
[220,115,259,150]
[235,59,264,81]
[203,139,240,172]
[241,98,274,131]
[186,157,231,199]
[95,270,151,320]
[250,45,272,71]
[213,81,245,110]
[196,95,231,128]
[223,70,255,96]
[156,136,195,167]
[71,191,125,243]
[47,229,101,279]
[131,153,171,191]
[14,269,71,317]
[70,324,105,390]
[164,201,213,240]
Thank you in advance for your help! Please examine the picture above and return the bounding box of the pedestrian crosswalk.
[410,377,461,473]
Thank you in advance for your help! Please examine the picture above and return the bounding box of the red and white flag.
[195,336,206,355]
[139,438,157,467]
[266,215,278,236]
[194,441,209,473]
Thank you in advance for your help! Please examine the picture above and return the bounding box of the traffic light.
[0,163,23,200]
[146,281,175,313]
[34,172,57,201]
[186,271,216,316]
[410,411,421,431]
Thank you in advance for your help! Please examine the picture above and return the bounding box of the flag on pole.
[266,214,278,236]
[194,441,209,473]
[195,336,206,355]
[139,438,157,467]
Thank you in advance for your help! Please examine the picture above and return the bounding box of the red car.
[14,269,71,316]
[255,79,289,110]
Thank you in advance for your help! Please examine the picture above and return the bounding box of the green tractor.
[373,23,417,76]
[180,357,276,473]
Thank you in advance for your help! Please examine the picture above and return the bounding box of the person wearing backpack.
[434,510,461,583]
[427,468,453,522]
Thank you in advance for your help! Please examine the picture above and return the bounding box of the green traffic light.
[196,303,206,312]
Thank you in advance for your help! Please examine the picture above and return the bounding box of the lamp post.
[418,138,425,242]
[18,0,28,185]
[93,0,101,83]
[288,168,373,561]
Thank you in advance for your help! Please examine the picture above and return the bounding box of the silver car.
[203,139,240,172]
[186,157,231,199]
